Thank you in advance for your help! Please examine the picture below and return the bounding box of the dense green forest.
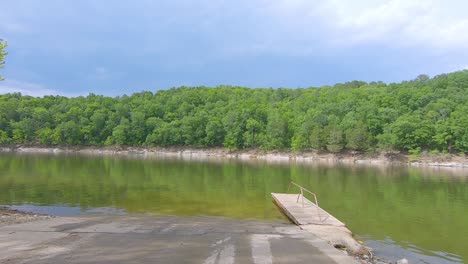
[0,71,467,154]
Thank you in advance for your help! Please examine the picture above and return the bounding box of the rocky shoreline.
[1,145,467,169]
[0,207,53,226]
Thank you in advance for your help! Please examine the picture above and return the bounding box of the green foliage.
[0,38,6,80]
[346,125,372,151]
[408,147,422,161]
[37,128,54,145]
[205,119,224,146]
[376,131,398,151]
[53,120,81,145]
[0,129,10,144]
[244,118,263,148]
[325,125,344,153]
[0,71,467,153]
[264,109,289,150]
[111,118,130,146]
[309,127,326,150]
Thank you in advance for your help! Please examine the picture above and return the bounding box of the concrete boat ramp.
[0,182,362,264]
[272,182,364,254]
[0,214,361,264]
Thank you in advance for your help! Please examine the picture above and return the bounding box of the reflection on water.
[0,153,467,263]
[363,238,463,264]
[7,204,126,216]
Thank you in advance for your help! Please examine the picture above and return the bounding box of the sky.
[0,0,468,97]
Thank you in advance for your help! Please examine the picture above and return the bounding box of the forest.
[0,71,467,154]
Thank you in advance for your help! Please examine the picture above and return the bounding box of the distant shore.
[1,145,467,169]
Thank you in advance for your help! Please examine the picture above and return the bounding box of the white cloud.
[4,0,466,57]
[315,0,468,50]
[1,0,467,89]
[0,79,85,97]
[456,65,468,71]
[257,0,468,52]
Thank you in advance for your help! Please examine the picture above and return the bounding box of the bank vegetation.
[0,71,467,157]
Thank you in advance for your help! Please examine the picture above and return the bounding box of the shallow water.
[0,153,467,263]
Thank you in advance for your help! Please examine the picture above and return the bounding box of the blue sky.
[1,0,467,97]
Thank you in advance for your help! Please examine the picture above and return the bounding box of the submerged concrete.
[0,214,359,264]
[272,193,365,254]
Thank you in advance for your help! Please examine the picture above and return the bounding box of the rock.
[397,258,409,264]
[0,208,52,226]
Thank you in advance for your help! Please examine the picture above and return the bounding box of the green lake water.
[0,153,467,263]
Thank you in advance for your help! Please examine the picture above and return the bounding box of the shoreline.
[0,207,53,226]
[1,145,467,169]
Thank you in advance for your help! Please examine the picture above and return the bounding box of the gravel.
[0,207,53,226]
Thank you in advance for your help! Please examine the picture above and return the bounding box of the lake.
[0,153,467,263]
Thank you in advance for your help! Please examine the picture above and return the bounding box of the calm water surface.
[1,153,467,263]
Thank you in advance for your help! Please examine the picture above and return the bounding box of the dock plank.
[272,193,345,227]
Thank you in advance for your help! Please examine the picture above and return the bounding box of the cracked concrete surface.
[0,214,358,264]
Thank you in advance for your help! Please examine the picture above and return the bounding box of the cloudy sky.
[1,0,467,96]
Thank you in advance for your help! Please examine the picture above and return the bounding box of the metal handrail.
[287,182,329,223]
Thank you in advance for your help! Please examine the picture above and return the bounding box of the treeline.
[0,71,467,154]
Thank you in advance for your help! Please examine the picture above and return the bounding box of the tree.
[325,125,344,153]
[244,118,263,148]
[448,105,468,152]
[222,111,246,150]
[130,111,146,145]
[309,127,326,150]
[390,114,433,150]
[0,129,10,144]
[346,124,372,151]
[203,118,224,146]
[37,128,54,145]
[0,70,466,153]
[53,120,81,145]
[263,109,289,149]
[376,130,398,152]
[111,118,130,146]
[0,38,6,80]
[85,111,107,144]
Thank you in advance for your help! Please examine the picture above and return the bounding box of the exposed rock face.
[1,146,467,168]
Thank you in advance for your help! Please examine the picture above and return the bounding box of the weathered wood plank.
[272,193,345,227]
